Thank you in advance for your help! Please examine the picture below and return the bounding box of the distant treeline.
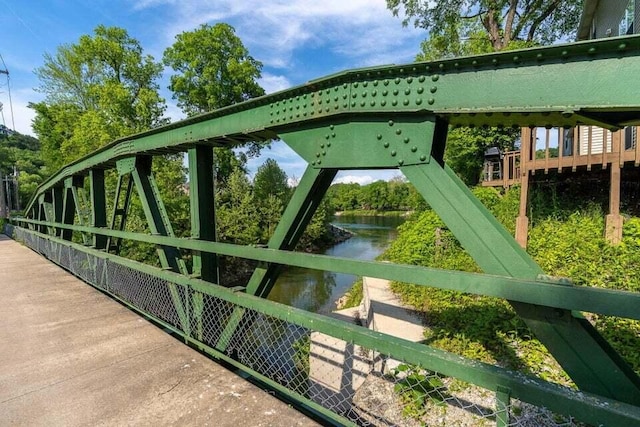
[326,178,427,212]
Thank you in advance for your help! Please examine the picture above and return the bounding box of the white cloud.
[334,174,375,185]
[0,88,39,136]
[164,100,186,124]
[334,170,398,185]
[131,0,425,71]
[258,73,291,94]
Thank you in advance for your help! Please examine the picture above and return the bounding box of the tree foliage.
[0,132,46,207]
[163,23,266,186]
[31,25,166,170]
[254,158,289,203]
[29,26,188,267]
[326,178,427,212]
[388,0,582,54]
[163,23,265,115]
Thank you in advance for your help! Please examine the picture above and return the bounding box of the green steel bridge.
[5,35,640,426]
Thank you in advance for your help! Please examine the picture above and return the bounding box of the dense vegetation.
[326,177,427,213]
[382,185,640,384]
[0,131,47,207]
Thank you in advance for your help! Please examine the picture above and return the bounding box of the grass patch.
[340,278,363,309]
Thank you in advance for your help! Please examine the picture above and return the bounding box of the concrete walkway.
[0,235,318,427]
[362,276,424,343]
[307,276,425,415]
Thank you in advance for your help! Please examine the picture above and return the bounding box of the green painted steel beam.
[13,227,640,427]
[131,156,187,275]
[52,186,64,238]
[188,146,219,284]
[279,116,435,168]
[89,169,107,249]
[13,217,640,322]
[23,35,640,213]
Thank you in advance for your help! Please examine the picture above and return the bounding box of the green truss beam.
[24,35,640,213]
[12,34,640,415]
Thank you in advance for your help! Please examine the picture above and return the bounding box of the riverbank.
[334,209,413,217]
[298,223,354,253]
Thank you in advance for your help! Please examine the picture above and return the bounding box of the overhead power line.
[0,53,15,131]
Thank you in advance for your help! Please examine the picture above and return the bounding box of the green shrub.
[340,278,363,309]
[383,185,640,383]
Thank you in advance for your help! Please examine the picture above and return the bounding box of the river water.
[267,214,406,314]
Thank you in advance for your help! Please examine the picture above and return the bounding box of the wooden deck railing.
[482,150,520,187]
[482,126,640,187]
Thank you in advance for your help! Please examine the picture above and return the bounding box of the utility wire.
[0,53,16,131]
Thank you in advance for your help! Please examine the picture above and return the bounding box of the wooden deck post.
[605,131,623,245]
[515,128,531,248]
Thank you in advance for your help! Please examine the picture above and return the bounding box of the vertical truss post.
[188,146,219,343]
[89,169,107,249]
[52,186,64,237]
[37,202,46,234]
[400,119,640,405]
[216,166,337,352]
[188,147,219,283]
[61,178,76,241]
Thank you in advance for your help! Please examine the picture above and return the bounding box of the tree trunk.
[482,8,504,50]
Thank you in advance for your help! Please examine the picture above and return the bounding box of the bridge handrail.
[7,224,640,426]
[12,216,640,322]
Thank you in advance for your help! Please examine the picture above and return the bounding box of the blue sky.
[0,0,425,184]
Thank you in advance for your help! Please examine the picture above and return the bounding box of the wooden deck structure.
[482,126,640,246]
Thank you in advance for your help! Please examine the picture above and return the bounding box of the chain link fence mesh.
[5,226,589,427]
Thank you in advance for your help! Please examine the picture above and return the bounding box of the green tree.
[260,194,285,241]
[30,26,188,266]
[326,183,362,211]
[253,158,289,203]
[163,23,266,185]
[253,158,289,240]
[387,0,582,53]
[217,167,261,244]
[0,132,47,207]
[163,23,264,115]
[363,180,390,210]
[31,25,166,170]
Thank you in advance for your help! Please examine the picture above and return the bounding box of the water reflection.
[268,215,405,314]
